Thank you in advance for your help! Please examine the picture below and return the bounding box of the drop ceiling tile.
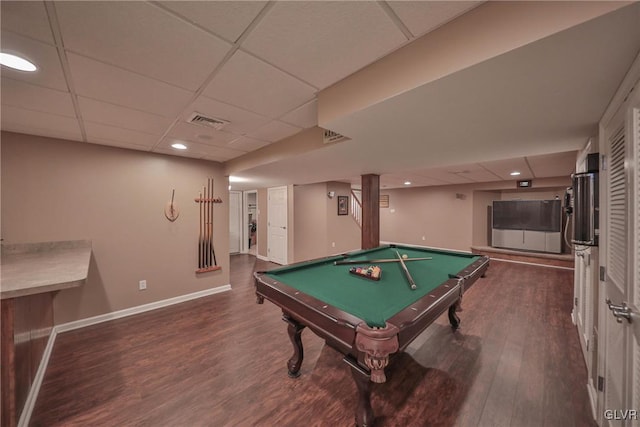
[86,139,152,153]
[187,96,270,136]
[1,1,55,44]
[189,142,245,160]
[242,1,407,89]
[202,50,316,119]
[247,120,301,143]
[479,157,532,180]
[527,151,577,178]
[380,171,450,189]
[388,1,482,38]
[55,2,232,90]
[67,53,193,118]
[0,32,67,91]
[157,1,267,43]
[154,146,205,160]
[168,122,239,146]
[155,138,244,162]
[414,166,477,184]
[78,97,172,136]
[280,100,318,128]
[200,150,246,162]
[423,162,502,183]
[1,105,82,140]
[84,122,159,148]
[1,78,75,117]
[227,136,270,152]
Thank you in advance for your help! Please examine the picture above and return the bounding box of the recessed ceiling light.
[171,143,187,150]
[0,52,37,72]
[510,171,521,176]
[404,181,412,185]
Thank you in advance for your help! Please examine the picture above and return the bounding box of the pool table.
[254,244,489,426]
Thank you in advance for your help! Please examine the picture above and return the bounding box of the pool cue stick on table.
[394,249,417,290]
[334,257,432,265]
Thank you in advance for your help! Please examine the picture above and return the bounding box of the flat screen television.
[492,199,562,232]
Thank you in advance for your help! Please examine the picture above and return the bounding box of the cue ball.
[402,254,408,259]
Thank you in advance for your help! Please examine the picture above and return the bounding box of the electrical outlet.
[139,280,147,290]
[332,242,336,247]
[422,236,426,241]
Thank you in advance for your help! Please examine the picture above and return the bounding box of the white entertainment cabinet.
[491,228,562,253]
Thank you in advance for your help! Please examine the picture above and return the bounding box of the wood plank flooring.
[30,255,594,427]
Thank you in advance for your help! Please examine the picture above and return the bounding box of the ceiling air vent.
[187,112,230,130]
[323,128,349,144]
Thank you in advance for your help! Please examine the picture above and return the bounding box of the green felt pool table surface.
[265,245,483,327]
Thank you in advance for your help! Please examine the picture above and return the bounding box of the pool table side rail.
[254,272,363,356]
[264,246,392,275]
[253,255,489,365]
[387,255,489,349]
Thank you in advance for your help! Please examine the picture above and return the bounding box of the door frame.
[242,190,258,254]
[229,190,242,254]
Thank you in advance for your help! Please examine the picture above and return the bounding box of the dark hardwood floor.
[30,255,594,427]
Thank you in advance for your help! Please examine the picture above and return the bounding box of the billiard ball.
[402,254,408,259]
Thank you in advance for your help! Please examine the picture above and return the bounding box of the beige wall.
[472,190,501,246]
[380,180,571,252]
[380,185,474,251]
[1,132,229,324]
[293,181,360,262]
[326,182,360,255]
[293,183,328,262]
[256,188,268,258]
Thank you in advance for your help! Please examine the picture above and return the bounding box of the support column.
[361,174,380,249]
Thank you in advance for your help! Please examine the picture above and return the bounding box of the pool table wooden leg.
[448,302,461,330]
[350,364,375,427]
[283,315,305,378]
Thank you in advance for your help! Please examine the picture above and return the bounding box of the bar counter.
[1,240,91,427]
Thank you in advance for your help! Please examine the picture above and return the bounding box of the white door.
[599,81,640,426]
[267,186,288,265]
[229,191,242,253]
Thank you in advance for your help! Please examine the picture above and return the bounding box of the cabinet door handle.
[605,299,632,324]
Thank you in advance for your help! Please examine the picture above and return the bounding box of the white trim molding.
[17,284,231,426]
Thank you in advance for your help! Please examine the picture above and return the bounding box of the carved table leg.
[448,302,461,330]
[283,315,305,378]
[350,365,374,427]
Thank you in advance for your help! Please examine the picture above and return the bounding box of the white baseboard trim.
[256,254,269,262]
[17,328,57,427]
[17,284,231,426]
[489,257,574,270]
[587,379,598,421]
[56,284,231,333]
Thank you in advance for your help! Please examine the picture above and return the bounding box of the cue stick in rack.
[204,185,209,268]
[394,249,417,290]
[205,183,209,267]
[209,178,218,265]
[198,190,203,269]
[334,257,432,265]
[195,179,222,273]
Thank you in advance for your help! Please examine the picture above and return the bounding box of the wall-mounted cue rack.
[195,178,222,274]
